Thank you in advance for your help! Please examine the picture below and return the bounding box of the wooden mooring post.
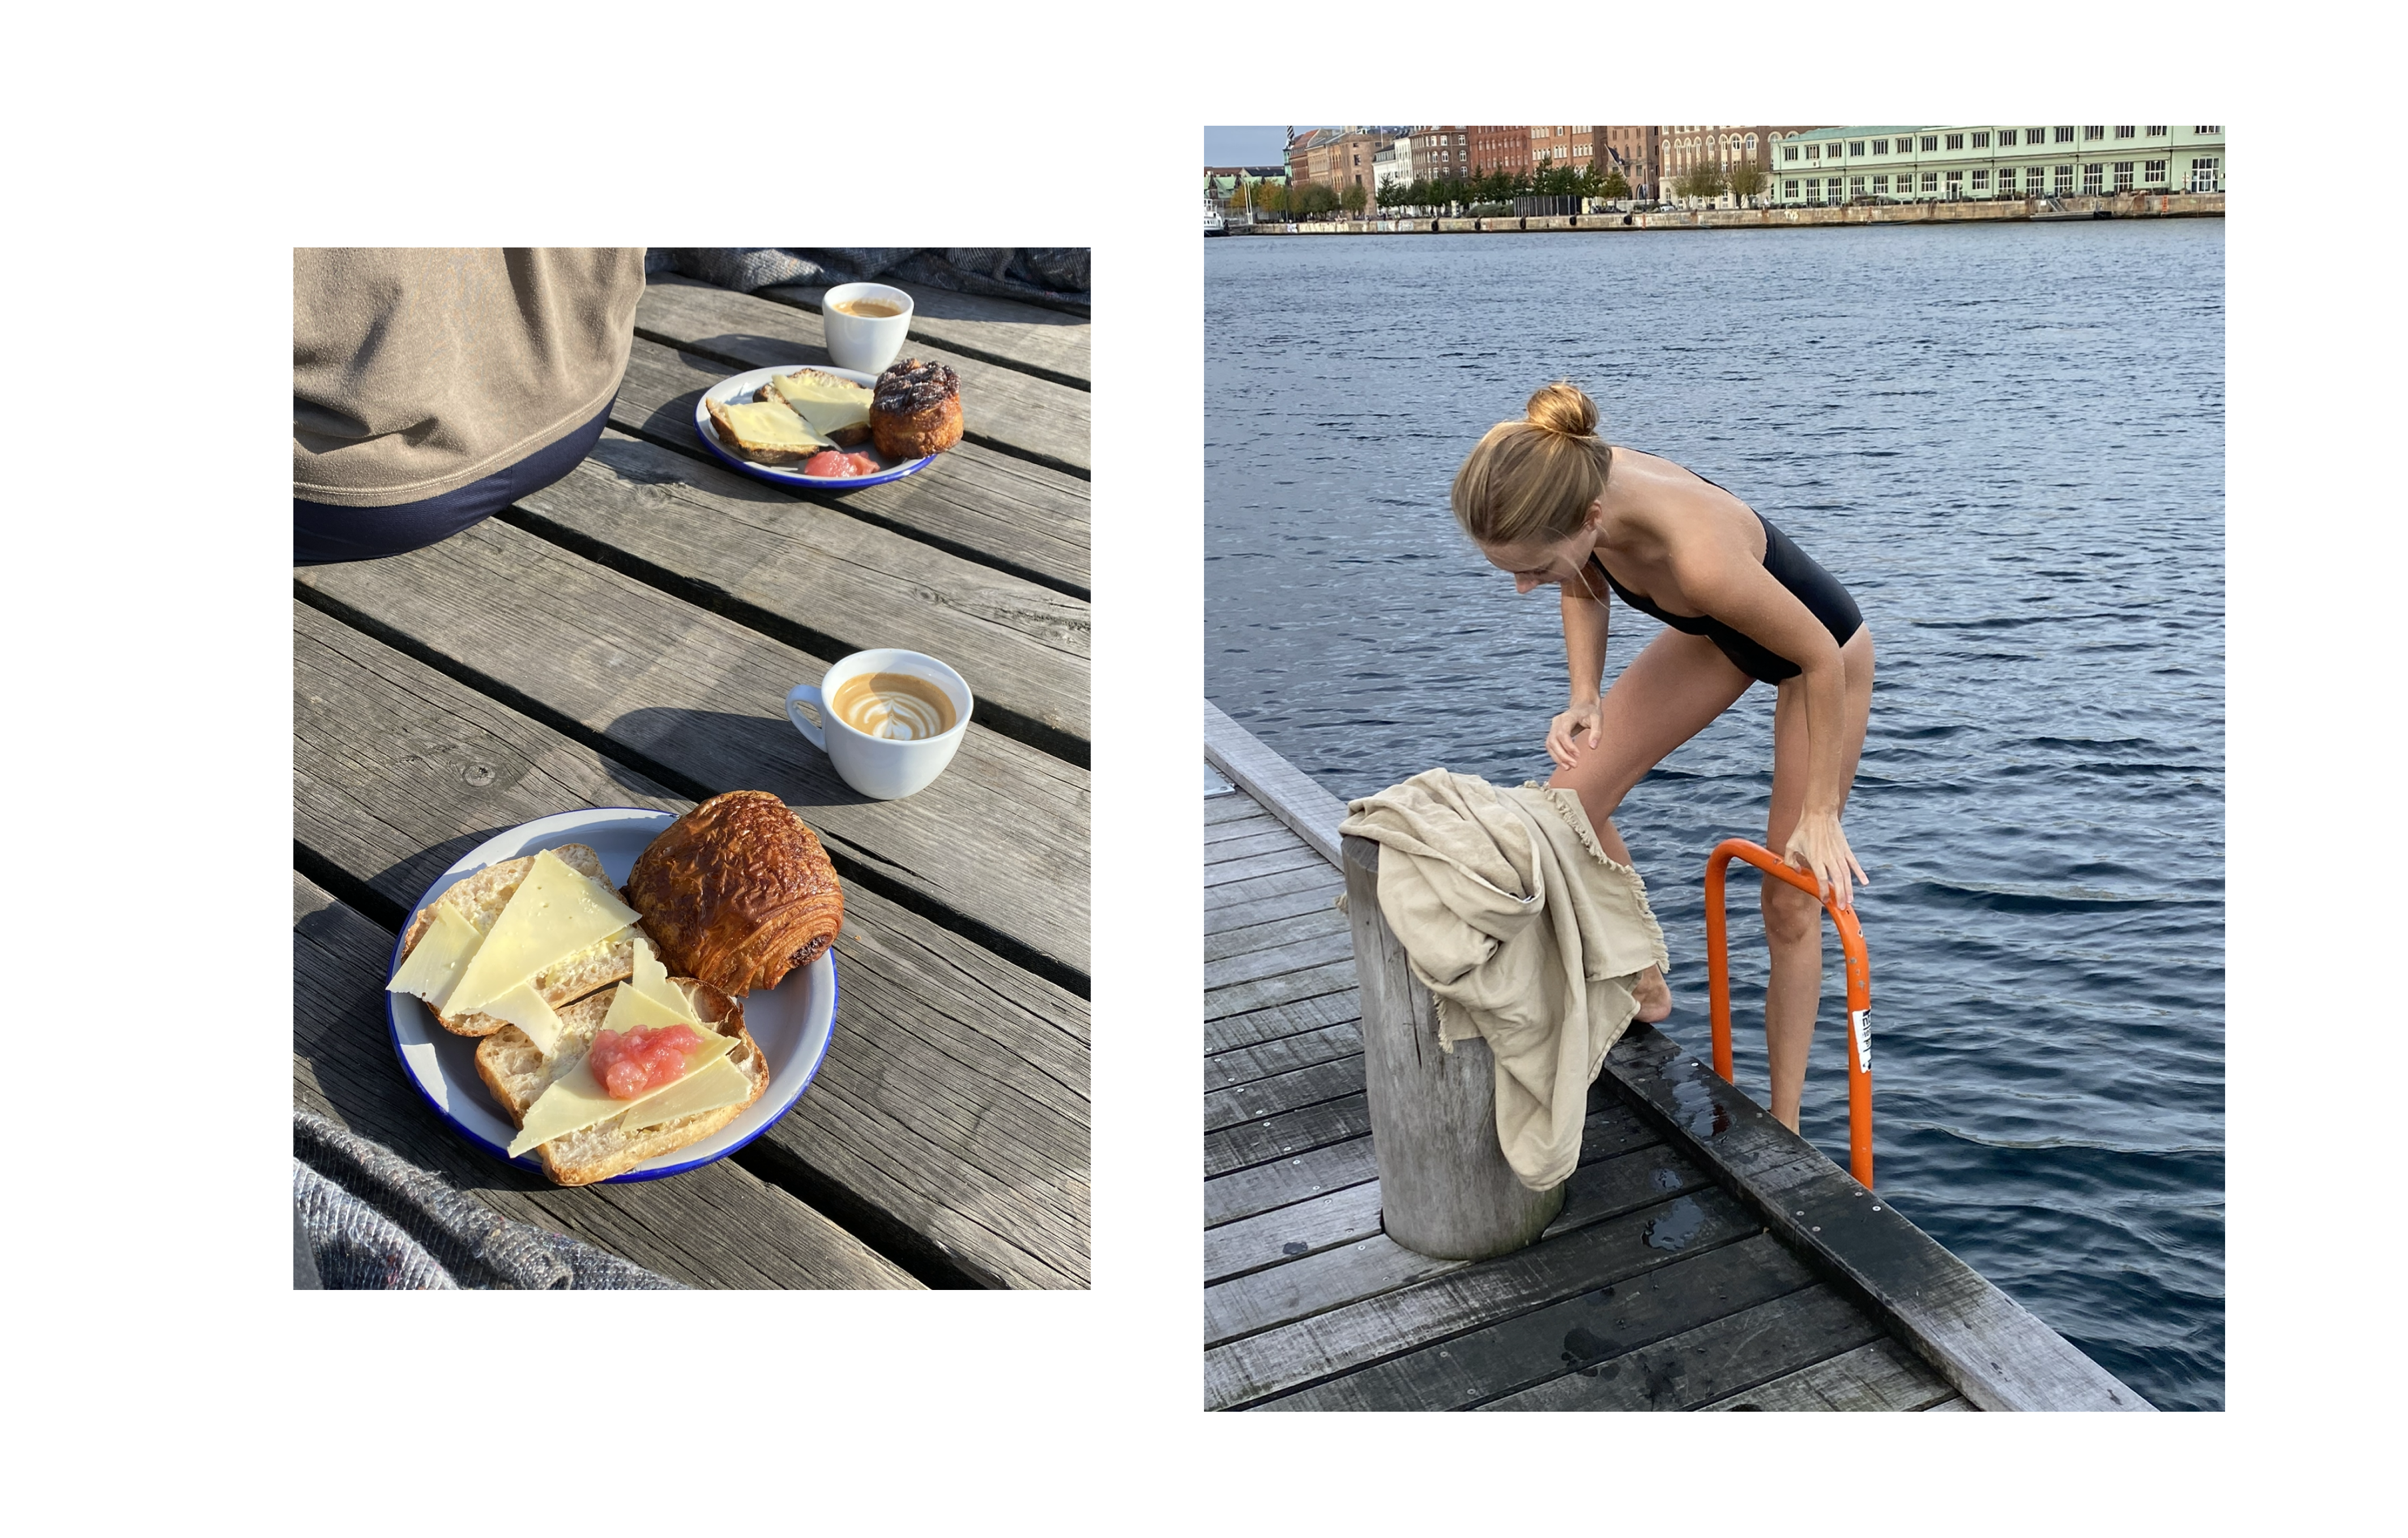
[1341,834,1564,1260]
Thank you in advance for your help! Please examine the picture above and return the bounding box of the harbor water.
[1205,222,2225,1410]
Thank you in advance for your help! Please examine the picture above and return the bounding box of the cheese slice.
[625,938,698,1023]
[767,370,872,438]
[479,980,569,1058]
[506,1029,737,1158]
[446,848,639,1018]
[386,903,484,1012]
[623,1055,754,1132]
[596,976,699,1036]
[715,396,827,450]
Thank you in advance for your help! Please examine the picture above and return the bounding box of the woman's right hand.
[1547,695,1605,770]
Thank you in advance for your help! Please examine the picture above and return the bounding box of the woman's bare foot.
[1633,964,1671,1023]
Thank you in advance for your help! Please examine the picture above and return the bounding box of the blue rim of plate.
[691,364,937,490]
[382,807,837,1183]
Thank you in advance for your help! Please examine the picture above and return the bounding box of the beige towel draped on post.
[1337,770,1670,1191]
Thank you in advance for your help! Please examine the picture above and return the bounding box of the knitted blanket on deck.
[644,248,1088,312]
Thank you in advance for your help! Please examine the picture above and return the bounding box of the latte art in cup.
[831,672,958,740]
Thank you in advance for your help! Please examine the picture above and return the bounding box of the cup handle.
[785,685,827,749]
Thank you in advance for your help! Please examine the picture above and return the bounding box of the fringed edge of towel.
[1526,784,1675,976]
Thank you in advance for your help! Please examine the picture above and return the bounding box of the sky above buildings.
[1205,125,1329,165]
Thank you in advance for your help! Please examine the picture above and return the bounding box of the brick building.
[1410,125,1470,185]
[1467,125,1531,180]
[1595,125,1660,199]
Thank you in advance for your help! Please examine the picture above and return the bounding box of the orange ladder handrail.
[1703,838,1875,1187]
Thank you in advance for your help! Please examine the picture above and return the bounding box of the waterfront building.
[1373,134,1412,197]
[1770,124,2227,205]
[1660,125,1833,207]
[1205,166,1287,210]
[1595,125,1660,200]
[1467,125,1531,181]
[1284,126,1340,187]
[1410,125,1471,185]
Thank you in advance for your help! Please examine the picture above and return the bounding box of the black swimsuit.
[1586,490,1863,686]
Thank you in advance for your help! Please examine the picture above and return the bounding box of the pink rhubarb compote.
[590,1023,703,1100]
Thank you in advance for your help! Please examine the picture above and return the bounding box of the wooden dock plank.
[1205,1093,1370,1178]
[1699,1336,1959,1412]
[1265,1233,1817,1411]
[1205,866,1346,925]
[1207,1145,1718,1346]
[296,872,919,1290]
[1202,845,1330,887]
[294,517,1090,980]
[1204,826,1309,865]
[1205,701,1348,866]
[611,336,1088,595]
[1204,1056,1364,1133]
[1203,1186,1763,1409]
[762,280,1090,387]
[293,607,1087,1287]
[1206,904,1352,965]
[1206,794,1274,827]
[1205,991,1363,1056]
[1203,810,1283,845]
[1204,961,1358,1020]
[636,275,1090,475]
[1478,1284,1888,1412]
[1205,1020,1364,1093]
[1205,1138,1380,1228]
[1203,930,1357,992]
[511,432,1088,751]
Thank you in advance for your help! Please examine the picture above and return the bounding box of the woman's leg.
[1761,625,1876,1129]
[1548,627,1755,1019]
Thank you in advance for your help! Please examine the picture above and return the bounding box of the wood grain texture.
[295,873,918,1289]
[1204,1093,1370,1178]
[1205,991,1362,1056]
[294,516,1089,978]
[1203,845,1331,887]
[1206,1143,1717,1346]
[1206,1020,1364,1093]
[1204,827,1310,865]
[1478,1284,1886,1411]
[1206,904,1352,965]
[1205,863,1345,922]
[1601,1020,2152,1410]
[1205,1137,1380,1228]
[612,336,1088,594]
[512,432,1088,749]
[1346,834,1561,1261]
[293,606,1087,1287]
[636,275,1090,475]
[1204,1056,1364,1133]
[1267,1233,1820,1411]
[762,280,1091,386]
[1203,1185,1762,1409]
[1203,811,1283,845]
[1203,960,1356,1020]
[1203,701,1349,869]
[1699,1335,1958,1411]
[1203,930,1356,993]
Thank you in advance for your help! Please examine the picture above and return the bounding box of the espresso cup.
[821,282,914,374]
[784,648,972,800]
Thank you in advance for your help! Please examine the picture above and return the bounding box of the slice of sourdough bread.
[395,844,646,1037]
[474,977,765,1187]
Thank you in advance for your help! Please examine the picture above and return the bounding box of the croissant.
[626,791,845,996]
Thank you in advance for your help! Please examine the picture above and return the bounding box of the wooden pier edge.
[1201,695,2151,1412]
[1600,1022,2154,1411]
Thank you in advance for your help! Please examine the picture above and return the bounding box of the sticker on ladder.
[1851,1009,1872,1073]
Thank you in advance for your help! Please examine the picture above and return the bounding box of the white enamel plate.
[691,364,937,490]
[385,806,837,1182]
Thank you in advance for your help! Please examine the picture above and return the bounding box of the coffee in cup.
[784,649,972,800]
[821,282,914,373]
[830,297,904,318]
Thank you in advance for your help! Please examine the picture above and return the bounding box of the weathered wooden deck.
[293,268,1090,1289]
[1204,703,2149,1409]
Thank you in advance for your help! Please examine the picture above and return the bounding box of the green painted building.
[1771,125,2225,206]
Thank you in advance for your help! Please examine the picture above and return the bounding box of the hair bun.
[1525,380,1599,439]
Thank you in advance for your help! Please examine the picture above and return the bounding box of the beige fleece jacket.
[1339,770,1670,1191]
[293,248,645,506]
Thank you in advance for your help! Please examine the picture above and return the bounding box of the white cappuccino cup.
[784,649,972,800]
[820,282,914,374]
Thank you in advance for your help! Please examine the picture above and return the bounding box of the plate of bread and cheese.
[695,358,964,490]
[385,792,845,1185]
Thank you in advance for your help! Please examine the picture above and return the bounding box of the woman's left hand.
[1782,809,1870,911]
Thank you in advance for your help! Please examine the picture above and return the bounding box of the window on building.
[2053,165,2074,193]
[1850,176,1865,198]
[1921,135,1939,151]
[1922,171,1939,192]
[2146,126,2167,136]
[1871,138,1889,155]
[2053,126,2074,143]
[1972,168,1989,190]
[1945,169,1964,196]
[1849,140,1865,156]
[1997,166,2017,193]
[2145,160,2167,182]
[1783,178,1799,198]
[1945,133,1965,149]
[2083,163,2104,193]
[2194,125,2221,135]
[2084,125,2104,140]
[2113,161,2133,191]
[1805,143,1820,160]
[2115,125,2136,139]
[1972,131,1990,148]
[2029,127,2046,143]
[2189,156,2222,191]
[1871,173,1888,195]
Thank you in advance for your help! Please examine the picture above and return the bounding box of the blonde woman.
[1451,382,1874,1131]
